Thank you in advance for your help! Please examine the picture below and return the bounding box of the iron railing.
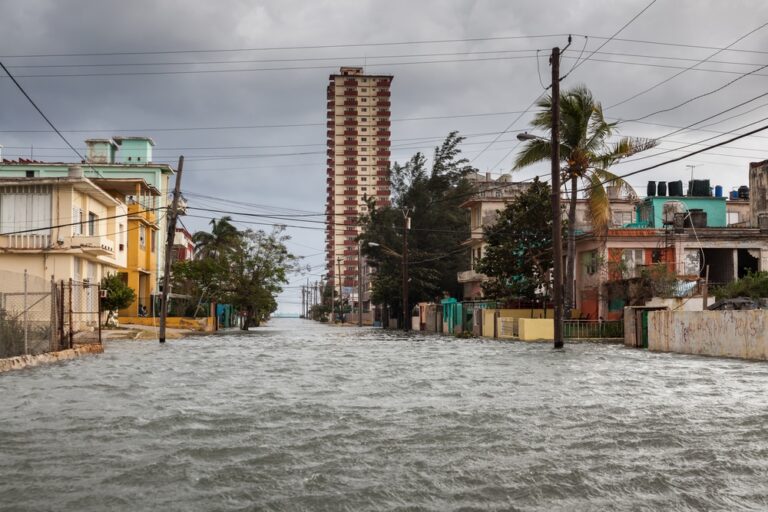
[563,320,624,339]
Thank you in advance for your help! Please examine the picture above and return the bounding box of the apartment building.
[0,136,175,302]
[0,167,127,284]
[325,67,393,311]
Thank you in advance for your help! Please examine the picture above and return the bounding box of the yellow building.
[94,179,160,318]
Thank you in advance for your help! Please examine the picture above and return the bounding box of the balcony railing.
[69,235,115,256]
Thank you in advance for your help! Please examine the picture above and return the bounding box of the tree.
[172,220,298,329]
[513,85,657,316]
[359,132,475,322]
[477,178,555,304]
[192,216,241,259]
[229,227,299,329]
[100,273,136,312]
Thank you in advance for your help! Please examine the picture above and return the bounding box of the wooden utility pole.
[159,156,184,344]
[337,257,344,324]
[358,241,364,327]
[402,211,410,331]
[550,47,564,350]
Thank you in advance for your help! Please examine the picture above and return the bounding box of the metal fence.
[0,271,101,359]
[563,320,624,339]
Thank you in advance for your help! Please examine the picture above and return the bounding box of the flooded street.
[2,318,768,511]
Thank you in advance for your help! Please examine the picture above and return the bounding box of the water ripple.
[1,318,768,511]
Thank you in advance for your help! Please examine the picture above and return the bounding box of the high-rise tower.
[325,67,393,314]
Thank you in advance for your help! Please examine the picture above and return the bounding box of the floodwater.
[1,319,768,511]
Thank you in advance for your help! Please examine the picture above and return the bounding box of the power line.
[606,20,768,110]
[0,61,104,178]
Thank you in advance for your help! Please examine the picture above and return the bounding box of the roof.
[91,178,161,196]
[0,159,175,173]
[113,136,156,146]
[0,176,121,205]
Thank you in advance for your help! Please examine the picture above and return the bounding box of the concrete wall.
[0,343,103,373]
[518,318,554,341]
[121,316,215,332]
[481,309,550,337]
[648,310,768,360]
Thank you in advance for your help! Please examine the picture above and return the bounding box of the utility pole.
[550,47,564,350]
[159,156,184,344]
[337,257,344,324]
[402,210,411,331]
[358,241,364,327]
[301,285,305,318]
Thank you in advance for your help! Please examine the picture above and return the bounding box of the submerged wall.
[648,310,768,360]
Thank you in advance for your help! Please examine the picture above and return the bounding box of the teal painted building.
[637,196,727,228]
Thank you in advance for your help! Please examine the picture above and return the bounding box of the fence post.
[493,311,499,339]
[68,278,73,349]
[50,276,56,352]
[97,284,102,345]
[59,280,65,350]
[23,269,28,355]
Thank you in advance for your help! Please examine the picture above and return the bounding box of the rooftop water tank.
[647,181,656,197]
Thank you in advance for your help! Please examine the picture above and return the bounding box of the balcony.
[344,129,357,136]
[327,121,334,128]
[377,159,389,166]
[343,229,358,236]
[327,101,334,109]
[128,203,157,225]
[376,150,390,157]
[376,79,389,86]
[377,130,391,137]
[327,149,334,156]
[69,234,115,256]
[343,108,356,116]
[344,99,357,107]
[327,158,334,166]
[377,101,391,108]
[344,79,357,86]
[327,130,334,138]
[344,89,358,96]
[457,269,486,284]
[376,140,390,146]
[343,159,356,166]
[343,208,357,215]
[343,119,357,126]
[343,149,357,156]
[376,120,390,127]
[376,190,390,196]
[343,179,358,186]
[343,199,357,206]
[376,170,389,177]
[376,90,391,97]
[343,169,357,176]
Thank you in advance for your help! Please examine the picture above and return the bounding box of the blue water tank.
[715,185,723,197]
[730,189,739,200]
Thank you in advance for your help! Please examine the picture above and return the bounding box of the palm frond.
[512,139,552,170]
[584,173,611,238]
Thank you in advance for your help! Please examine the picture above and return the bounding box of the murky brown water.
[2,319,767,511]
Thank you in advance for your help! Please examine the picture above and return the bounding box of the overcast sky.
[3,0,768,313]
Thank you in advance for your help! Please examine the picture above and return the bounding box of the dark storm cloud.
[3,0,768,311]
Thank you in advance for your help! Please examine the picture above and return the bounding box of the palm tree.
[513,85,657,317]
[193,216,242,259]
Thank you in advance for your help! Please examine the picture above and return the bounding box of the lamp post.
[365,242,381,328]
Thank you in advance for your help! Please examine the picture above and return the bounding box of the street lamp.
[516,132,539,142]
[358,241,380,327]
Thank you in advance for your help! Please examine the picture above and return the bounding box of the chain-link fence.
[0,271,56,358]
[0,271,102,359]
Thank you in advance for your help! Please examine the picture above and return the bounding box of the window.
[621,249,644,277]
[362,108,368,112]
[88,211,97,236]
[0,185,52,237]
[584,250,599,275]
[72,207,83,235]
[118,223,125,250]
[361,118,367,122]
[25,170,35,178]
[361,157,367,161]
[612,211,634,227]
[151,230,156,252]
[361,137,367,142]
[139,225,146,249]
[727,211,740,225]
[361,127,367,132]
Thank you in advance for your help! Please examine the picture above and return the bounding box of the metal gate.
[57,279,102,349]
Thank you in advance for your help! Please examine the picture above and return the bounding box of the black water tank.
[688,179,710,197]
[647,180,656,197]
[738,185,750,199]
[657,181,667,196]
[669,180,684,197]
